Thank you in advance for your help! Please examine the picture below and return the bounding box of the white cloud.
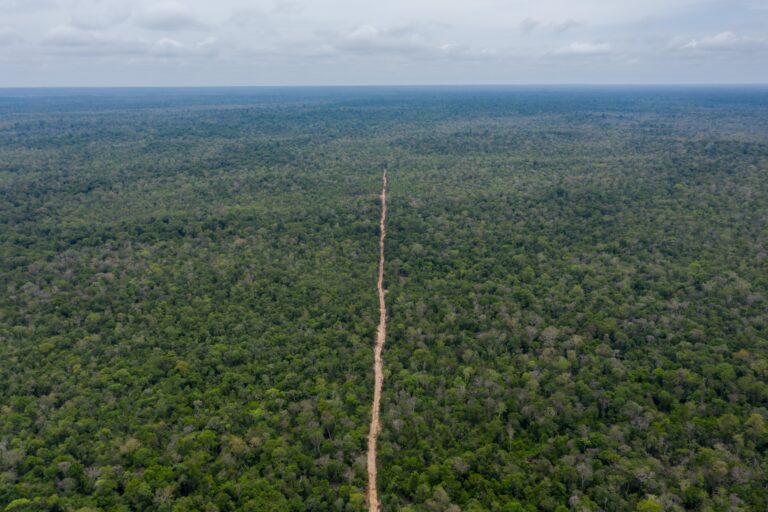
[44,25,102,47]
[325,24,428,56]
[40,24,221,59]
[344,25,381,43]
[154,37,183,50]
[553,41,612,55]
[39,25,149,57]
[272,0,304,15]
[134,2,205,31]
[1,0,767,85]
[196,36,217,47]
[68,6,132,31]
[319,24,495,61]
[520,18,580,34]
[674,31,768,52]
[552,19,581,33]
[149,35,221,59]
[0,0,54,13]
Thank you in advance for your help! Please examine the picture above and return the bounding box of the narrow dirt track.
[367,167,388,512]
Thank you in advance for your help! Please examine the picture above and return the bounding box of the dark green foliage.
[1,87,767,511]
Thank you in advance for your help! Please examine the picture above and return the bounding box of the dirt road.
[367,167,388,512]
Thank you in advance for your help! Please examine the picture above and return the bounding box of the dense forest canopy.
[1,86,767,511]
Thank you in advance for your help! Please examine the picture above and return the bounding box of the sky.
[0,0,767,86]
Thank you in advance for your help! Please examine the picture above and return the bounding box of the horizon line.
[2,83,768,90]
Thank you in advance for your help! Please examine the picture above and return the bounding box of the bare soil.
[366,168,388,512]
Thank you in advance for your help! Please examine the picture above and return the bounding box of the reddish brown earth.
[367,168,388,512]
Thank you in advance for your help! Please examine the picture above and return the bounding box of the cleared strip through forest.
[366,167,388,512]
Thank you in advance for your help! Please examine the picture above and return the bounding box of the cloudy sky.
[1,0,767,86]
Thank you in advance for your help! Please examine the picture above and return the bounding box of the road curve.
[367,167,388,512]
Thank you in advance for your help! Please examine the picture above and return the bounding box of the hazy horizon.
[2,84,768,91]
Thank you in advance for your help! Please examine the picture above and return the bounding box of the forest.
[1,86,767,511]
